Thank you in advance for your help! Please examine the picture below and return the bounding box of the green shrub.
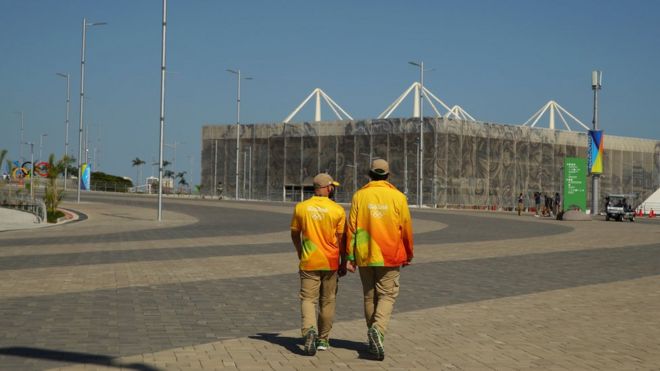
[47,210,66,223]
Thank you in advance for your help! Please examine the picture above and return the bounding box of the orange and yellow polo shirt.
[346,181,414,267]
[291,196,346,271]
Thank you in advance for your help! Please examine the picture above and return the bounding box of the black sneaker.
[368,326,385,361]
[304,328,318,356]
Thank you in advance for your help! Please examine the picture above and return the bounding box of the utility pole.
[56,72,71,191]
[157,0,167,220]
[590,70,602,215]
[226,68,253,200]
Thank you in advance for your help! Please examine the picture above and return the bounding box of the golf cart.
[605,194,637,222]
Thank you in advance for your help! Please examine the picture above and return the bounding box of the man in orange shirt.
[346,159,413,361]
[291,173,346,355]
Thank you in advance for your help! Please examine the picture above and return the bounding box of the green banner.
[563,157,587,212]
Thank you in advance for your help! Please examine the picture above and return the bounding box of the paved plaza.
[0,192,659,370]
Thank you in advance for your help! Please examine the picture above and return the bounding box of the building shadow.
[249,333,377,360]
[0,347,162,371]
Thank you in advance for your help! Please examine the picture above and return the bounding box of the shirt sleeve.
[345,194,359,260]
[290,204,301,232]
[400,195,414,260]
[335,207,346,235]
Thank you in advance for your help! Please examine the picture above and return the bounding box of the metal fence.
[202,118,660,210]
[0,185,47,222]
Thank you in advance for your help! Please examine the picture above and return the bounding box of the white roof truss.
[522,100,590,131]
[283,88,353,124]
[378,82,476,121]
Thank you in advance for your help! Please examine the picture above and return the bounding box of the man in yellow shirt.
[346,159,413,361]
[291,173,346,355]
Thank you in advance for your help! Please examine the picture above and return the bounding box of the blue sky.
[2,0,659,185]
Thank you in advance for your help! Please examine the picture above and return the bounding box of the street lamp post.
[76,17,106,203]
[13,111,24,162]
[157,0,167,221]
[39,133,48,163]
[23,142,34,199]
[164,141,182,175]
[409,61,427,207]
[226,68,253,200]
[591,70,602,215]
[56,72,70,191]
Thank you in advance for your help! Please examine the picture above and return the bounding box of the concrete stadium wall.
[200,118,660,209]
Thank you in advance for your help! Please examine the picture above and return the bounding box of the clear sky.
[2,0,659,185]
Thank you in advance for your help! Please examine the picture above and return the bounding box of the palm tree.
[131,157,146,187]
[151,160,171,179]
[176,171,188,194]
[44,154,71,222]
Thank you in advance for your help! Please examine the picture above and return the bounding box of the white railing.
[0,192,47,223]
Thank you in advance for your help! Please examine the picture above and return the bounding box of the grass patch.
[47,210,66,223]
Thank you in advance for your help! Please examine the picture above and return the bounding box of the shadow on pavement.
[0,346,161,371]
[249,332,377,360]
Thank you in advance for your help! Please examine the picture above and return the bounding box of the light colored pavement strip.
[0,216,446,258]
[48,275,660,370]
[0,252,296,299]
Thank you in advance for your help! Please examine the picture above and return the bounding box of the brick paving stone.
[1,193,659,370]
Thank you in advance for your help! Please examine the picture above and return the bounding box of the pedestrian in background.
[346,159,413,361]
[290,173,346,355]
[534,192,541,217]
[517,192,524,215]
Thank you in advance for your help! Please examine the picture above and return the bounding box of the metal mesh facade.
[201,118,660,209]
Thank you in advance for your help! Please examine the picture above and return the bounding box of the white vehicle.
[605,194,636,222]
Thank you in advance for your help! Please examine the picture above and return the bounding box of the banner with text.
[563,157,587,212]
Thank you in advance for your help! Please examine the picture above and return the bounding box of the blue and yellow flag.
[588,130,603,174]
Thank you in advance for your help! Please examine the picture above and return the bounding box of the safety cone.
[649,209,656,218]
[637,209,644,217]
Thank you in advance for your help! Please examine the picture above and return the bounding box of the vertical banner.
[564,157,587,211]
[81,163,92,190]
[588,130,604,174]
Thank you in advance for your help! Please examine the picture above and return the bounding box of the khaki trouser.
[358,266,400,335]
[299,270,338,340]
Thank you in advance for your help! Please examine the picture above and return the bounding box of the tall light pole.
[23,142,34,199]
[165,141,182,174]
[39,133,48,163]
[76,17,107,203]
[409,61,430,207]
[591,70,602,215]
[13,111,24,162]
[157,0,167,221]
[56,72,70,191]
[226,68,253,200]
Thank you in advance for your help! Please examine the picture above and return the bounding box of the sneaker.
[304,328,317,355]
[368,326,385,361]
[316,338,330,351]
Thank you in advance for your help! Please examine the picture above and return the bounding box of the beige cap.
[313,173,340,188]
[370,159,389,175]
